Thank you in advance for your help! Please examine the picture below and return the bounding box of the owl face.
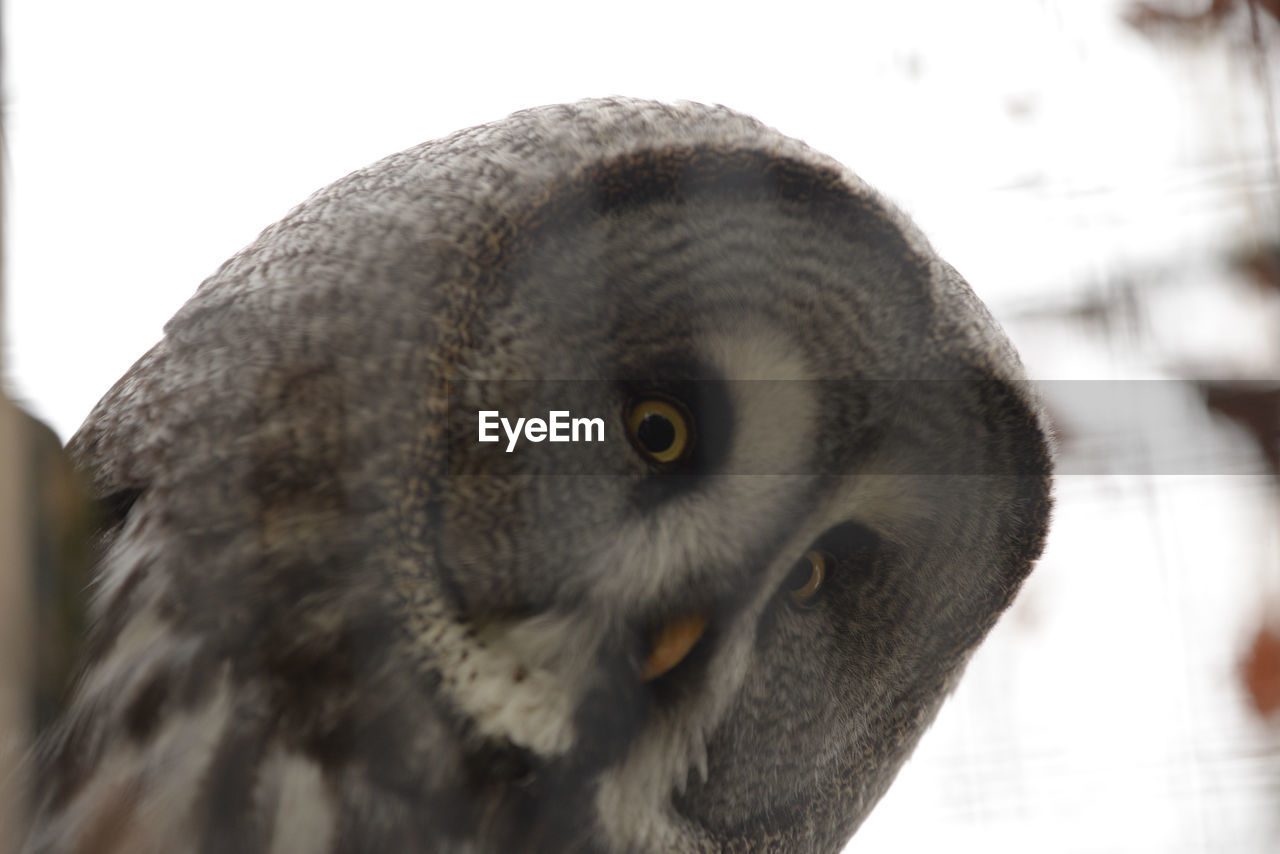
[34,100,1051,854]
[419,149,1050,848]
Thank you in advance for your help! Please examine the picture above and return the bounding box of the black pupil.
[785,558,814,592]
[637,413,676,454]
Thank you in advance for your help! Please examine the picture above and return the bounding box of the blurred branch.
[0,0,33,843]
[1243,622,1280,720]
[1125,0,1280,35]
[1199,382,1280,478]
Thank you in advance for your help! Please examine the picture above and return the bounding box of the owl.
[23,99,1052,853]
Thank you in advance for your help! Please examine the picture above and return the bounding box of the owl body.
[26,100,1051,853]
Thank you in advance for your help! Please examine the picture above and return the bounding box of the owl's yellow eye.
[626,397,693,464]
[786,550,830,607]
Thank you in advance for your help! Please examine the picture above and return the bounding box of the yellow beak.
[640,613,708,681]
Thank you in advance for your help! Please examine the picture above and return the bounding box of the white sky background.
[6,0,1280,851]
[10,0,1231,440]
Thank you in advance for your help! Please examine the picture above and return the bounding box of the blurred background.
[3,0,1278,851]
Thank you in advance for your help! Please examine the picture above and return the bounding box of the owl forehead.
[469,147,935,381]
[488,143,923,277]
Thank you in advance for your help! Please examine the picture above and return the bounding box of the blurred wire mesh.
[857,2,1279,850]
